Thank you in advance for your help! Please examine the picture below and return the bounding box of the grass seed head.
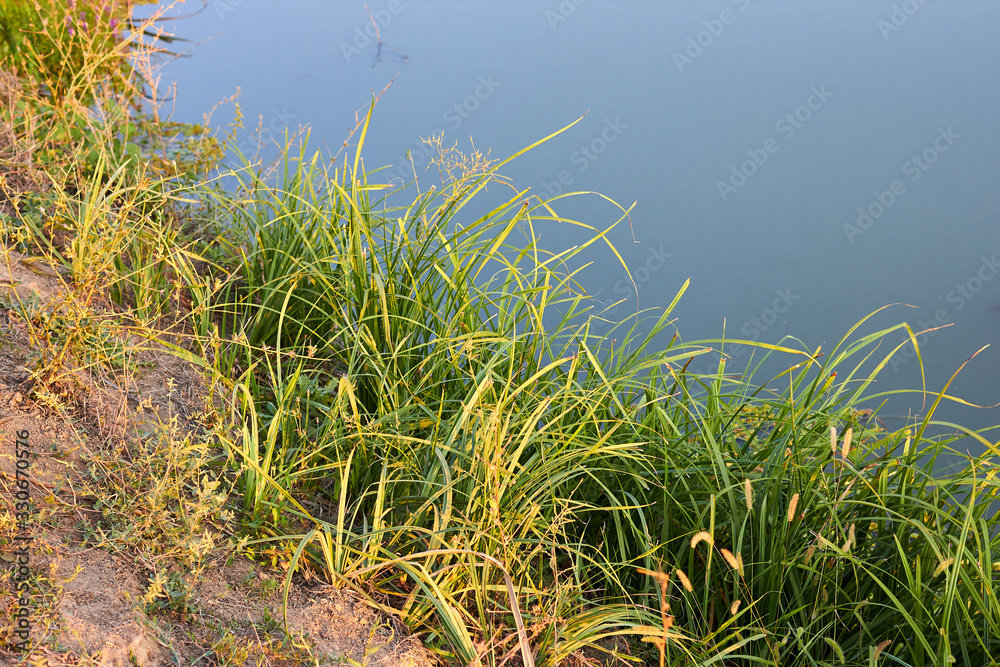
[690,531,714,550]
[674,568,693,593]
[934,558,954,578]
[841,523,856,553]
[823,637,845,663]
[721,548,744,576]
[873,640,892,661]
[787,493,800,523]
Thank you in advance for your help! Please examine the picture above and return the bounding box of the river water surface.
[143,0,1000,447]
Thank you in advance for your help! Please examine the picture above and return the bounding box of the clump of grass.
[198,112,678,664]
[1,0,221,276]
[0,0,133,103]
[193,108,1000,666]
[641,344,1000,665]
[81,407,235,574]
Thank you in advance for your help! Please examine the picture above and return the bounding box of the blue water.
[143,0,1000,444]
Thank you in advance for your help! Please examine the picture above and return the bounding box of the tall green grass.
[193,111,1000,666]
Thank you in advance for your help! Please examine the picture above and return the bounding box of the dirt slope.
[0,250,435,666]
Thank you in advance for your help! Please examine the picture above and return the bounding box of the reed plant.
[202,116,668,664]
[199,115,1000,665]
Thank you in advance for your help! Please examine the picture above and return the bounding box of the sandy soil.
[0,250,435,666]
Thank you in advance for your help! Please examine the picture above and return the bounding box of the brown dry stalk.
[364,4,382,43]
